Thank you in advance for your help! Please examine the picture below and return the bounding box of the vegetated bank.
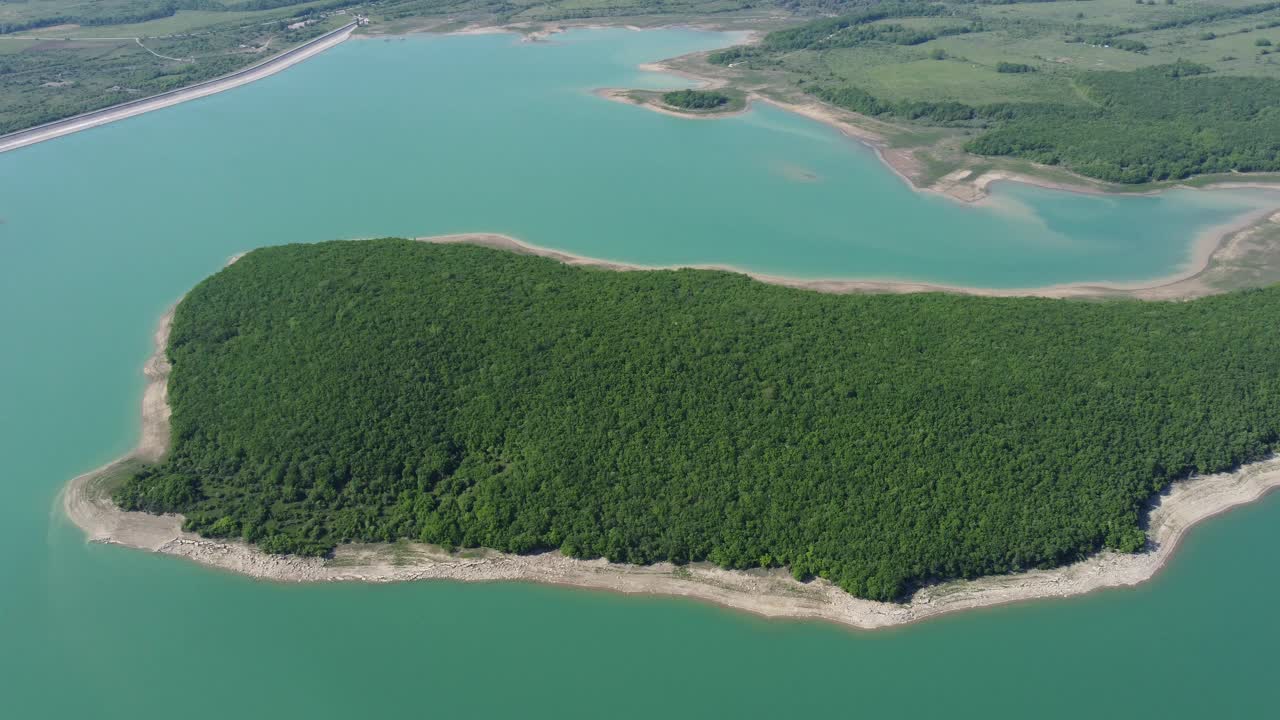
[703,2,1280,184]
[115,239,1280,601]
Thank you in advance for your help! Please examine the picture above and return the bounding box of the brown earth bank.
[61,235,1280,630]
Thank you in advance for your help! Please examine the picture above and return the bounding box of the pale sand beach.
[61,234,1280,630]
[422,216,1279,299]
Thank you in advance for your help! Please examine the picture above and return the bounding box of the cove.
[2,29,1276,292]
[2,28,1280,719]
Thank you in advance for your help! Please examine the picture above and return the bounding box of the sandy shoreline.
[603,71,1280,213]
[583,30,1280,204]
[423,218,1278,299]
[757,96,1280,205]
[61,234,1280,630]
[0,22,356,154]
[8,13,1272,207]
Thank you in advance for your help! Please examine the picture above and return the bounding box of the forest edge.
[59,233,1280,631]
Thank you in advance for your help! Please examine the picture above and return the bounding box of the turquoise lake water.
[3,28,1280,717]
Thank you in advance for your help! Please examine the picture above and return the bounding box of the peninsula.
[65,236,1280,626]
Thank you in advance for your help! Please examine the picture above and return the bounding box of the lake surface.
[2,28,1279,718]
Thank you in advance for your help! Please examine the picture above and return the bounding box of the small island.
[104,238,1280,604]
[602,86,748,119]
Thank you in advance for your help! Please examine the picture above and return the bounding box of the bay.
[2,28,1277,718]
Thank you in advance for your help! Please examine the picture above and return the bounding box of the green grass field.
[754,0,1280,108]
[45,11,265,38]
[669,0,1280,186]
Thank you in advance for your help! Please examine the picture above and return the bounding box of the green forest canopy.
[662,89,731,110]
[116,240,1280,601]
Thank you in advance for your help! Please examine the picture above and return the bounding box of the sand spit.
[0,23,356,154]
[62,235,1280,630]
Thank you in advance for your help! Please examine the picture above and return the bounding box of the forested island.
[115,239,1280,602]
[662,89,731,110]
[604,87,747,118]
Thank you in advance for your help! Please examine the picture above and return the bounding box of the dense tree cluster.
[118,240,1280,600]
[968,63,1280,182]
[1107,38,1148,52]
[811,84,1008,122]
[774,0,886,14]
[662,89,730,109]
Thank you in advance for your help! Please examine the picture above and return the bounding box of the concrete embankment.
[0,21,357,154]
